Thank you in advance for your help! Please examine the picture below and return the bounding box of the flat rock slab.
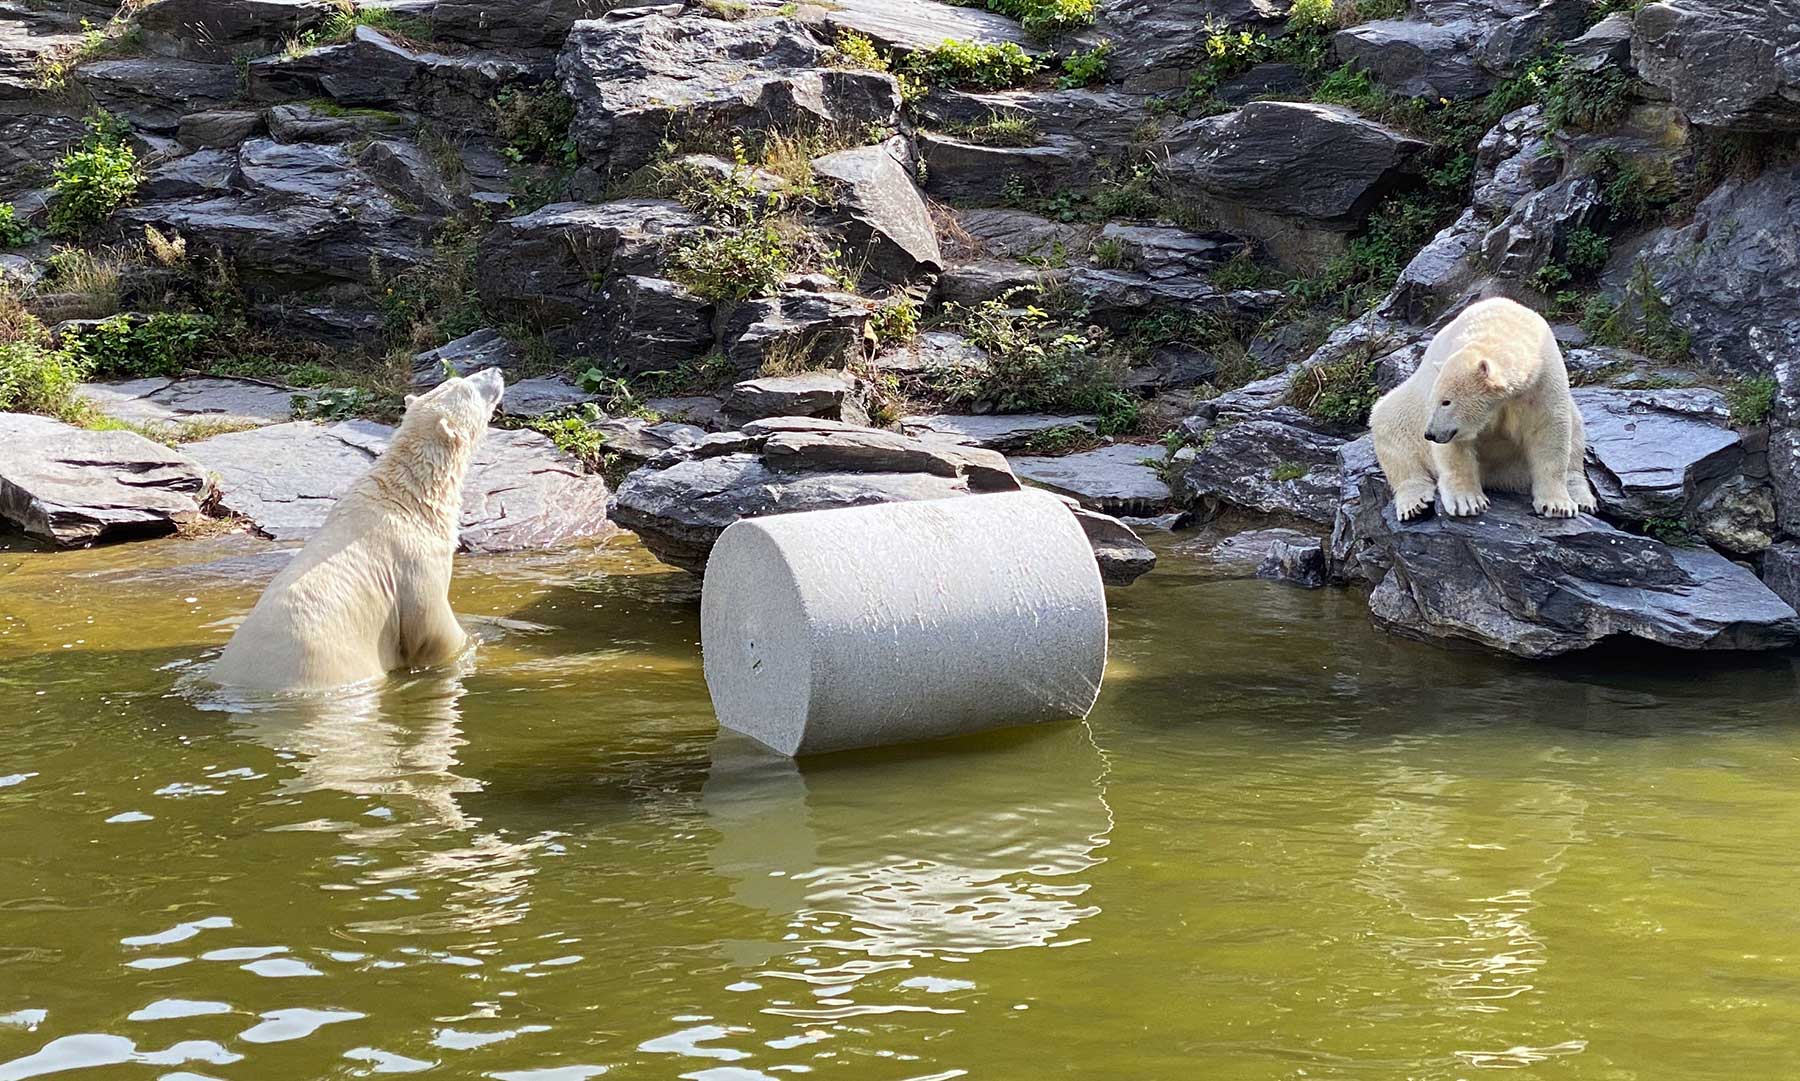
[1011,444,1172,516]
[80,376,305,429]
[0,413,213,547]
[815,0,1037,54]
[185,421,614,552]
[1332,435,1800,657]
[500,377,595,419]
[1576,387,1741,520]
[902,413,1098,450]
[1178,407,1346,526]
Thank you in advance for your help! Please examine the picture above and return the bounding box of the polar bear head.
[1423,348,1535,444]
[385,367,505,506]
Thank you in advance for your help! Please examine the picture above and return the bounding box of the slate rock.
[558,15,901,176]
[1256,533,1327,588]
[1010,443,1173,516]
[592,416,707,461]
[500,377,596,419]
[935,258,1061,305]
[811,0,1037,53]
[723,371,871,426]
[1333,440,1800,656]
[1633,0,1800,132]
[952,208,1092,263]
[432,0,612,51]
[185,421,614,551]
[1334,19,1490,100]
[1066,502,1158,586]
[1068,266,1283,326]
[1693,475,1776,555]
[1761,541,1800,613]
[812,136,942,284]
[721,291,870,374]
[247,26,539,121]
[410,328,525,387]
[0,412,213,547]
[1575,387,1741,521]
[1177,407,1347,525]
[917,132,1093,204]
[139,0,337,61]
[901,413,1098,451]
[76,59,241,132]
[78,376,303,429]
[1170,525,1322,581]
[1088,0,1284,93]
[1095,222,1250,279]
[177,109,267,150]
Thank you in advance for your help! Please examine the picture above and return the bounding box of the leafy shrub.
[868,295,919,345]
[531,410,610,469]
[49,116,140,237]
[296,386,377,420]
[1564,226,1610,275]
[832,31,888,71]
[60,312,215,378]
[668,227,793,301]
[1286,0,1336,32]
[1290,192,1449,317]
[1290,348,1379,429]
[492,85,578,168]
[902,39,1039,89]
[378,220,483,350]
[1544,65,1634,132]
[1057,41,1111,88]
[981,0,1095,39]
[1580,262,1692,362]
[0,203,34,249]
[1727,376,1777,427]
[656,153,776,226]
[937,290,1137,433]
[0,308,90,420]
[1092,163,1162,218]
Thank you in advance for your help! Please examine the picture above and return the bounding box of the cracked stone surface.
[0,412,214,546]
[79,376,307,429]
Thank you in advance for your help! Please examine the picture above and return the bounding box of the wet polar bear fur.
[211,368,505,691]
[1370,296,1596,521]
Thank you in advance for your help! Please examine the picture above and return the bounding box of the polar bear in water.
[212,368,504,691]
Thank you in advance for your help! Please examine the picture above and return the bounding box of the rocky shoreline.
[3,0,1798,658]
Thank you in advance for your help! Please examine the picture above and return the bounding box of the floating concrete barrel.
[701,491,1109,756]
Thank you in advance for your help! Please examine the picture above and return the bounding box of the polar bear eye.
[1440,399,1451,406]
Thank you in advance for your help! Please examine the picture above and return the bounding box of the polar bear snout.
[1423,425,1457,443]
[469,366,505,407]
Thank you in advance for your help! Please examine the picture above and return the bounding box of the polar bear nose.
[469,366,505,406]
[1424,426,1456,444]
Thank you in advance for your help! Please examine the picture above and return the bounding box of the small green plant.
[1544,65,1634,132]
[1092,162,1162,219]
[1209,251,1281,291]
[668,227,793,301]
[1643,515,1693,546]
[1021,424,1099,454]
[296,386,376,420]
[1586,147,1679,226]
[945,111,1041,147]
[1286,0,1335,32]
[902,39,1039,89]
[492,85,578,168]
[531,410,610,469]
[1528,262,1572,294]
[701,0,749,17]
[868,295,919,345]
[0,203,35,249]
[60,313,215,379]
[935,289,1137,433]
[1727,375,1777,427]
[1091,235,1126,269]
[1272,461,1309,482]
[1565,226,1610,275]
[1056,41,1111,88]
[1581,262,1692,363]
[49,115,140,237]
[832,31,889,71]
[1290,192,1450,317]
[980,0,1095,39]
[0,303,91,421]
[1290,349,1379,429]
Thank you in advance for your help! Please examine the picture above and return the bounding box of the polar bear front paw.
[1395,491,1434,521]
[1535,495,1580,518]
[1569,477,1598,513]
[1440,489,1489,517]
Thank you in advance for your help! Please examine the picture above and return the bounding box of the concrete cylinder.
[700,491,1108,757]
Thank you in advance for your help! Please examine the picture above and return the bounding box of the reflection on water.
[6,532,1800,1078]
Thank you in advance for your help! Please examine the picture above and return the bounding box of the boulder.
[177,109,267,150]
[592,416,707,461]
[0,413,213,547]
[952,208,1093,263]
[1094,222,1250,279]
[723,371,871,425]
[917,132,1093,204]
[935,258,1061,305]
[1471,105,1559,217]
[78,377,303,430]
[1482,174,1603,281]
[1633,0,1800,132]
[1164,103,1429,224]
[1087,0,1284,94]
[0,114,85,197]
[75,59,241,132]
[1333,19,1490,100]
[901,413,1098,450]
[1066,503,1157,586]
[873,330,990,375]
[1010,443,1173,516]
[185,421,614,551]
[558,15,901,176]
[721,291,870,374]
[812,0,1036,53]
[410,328,526,387]
[918,86,1155,163]
[1472,2,1590,76]
[1383,208,1486,325]
[1177,407,1347,526]
[432,0,612,51]
[500,377,596,419]
[247,26,539,121]
[1066,266,1283,325]
[811,137,941,284]
[1170,525,1321,582]
[1257,533,1328,588]
[609,417,1154,584]
[1126,344,1220,391]
[138,149,238,201]
[1638,162,1800,377]
[1331,437,1800,657]
[1575,387,1742,522]
[1692,475,1776,555]
[138,0,338,61]
[266,101,413,145]
[474,199,705,359]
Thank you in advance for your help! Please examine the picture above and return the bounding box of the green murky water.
[4,531,1800,1079]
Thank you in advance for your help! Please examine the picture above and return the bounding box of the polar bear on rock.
[211,368,505,692]
[1371,296,1597,521]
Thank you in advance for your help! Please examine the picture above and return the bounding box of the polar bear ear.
[404,394,418,408]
